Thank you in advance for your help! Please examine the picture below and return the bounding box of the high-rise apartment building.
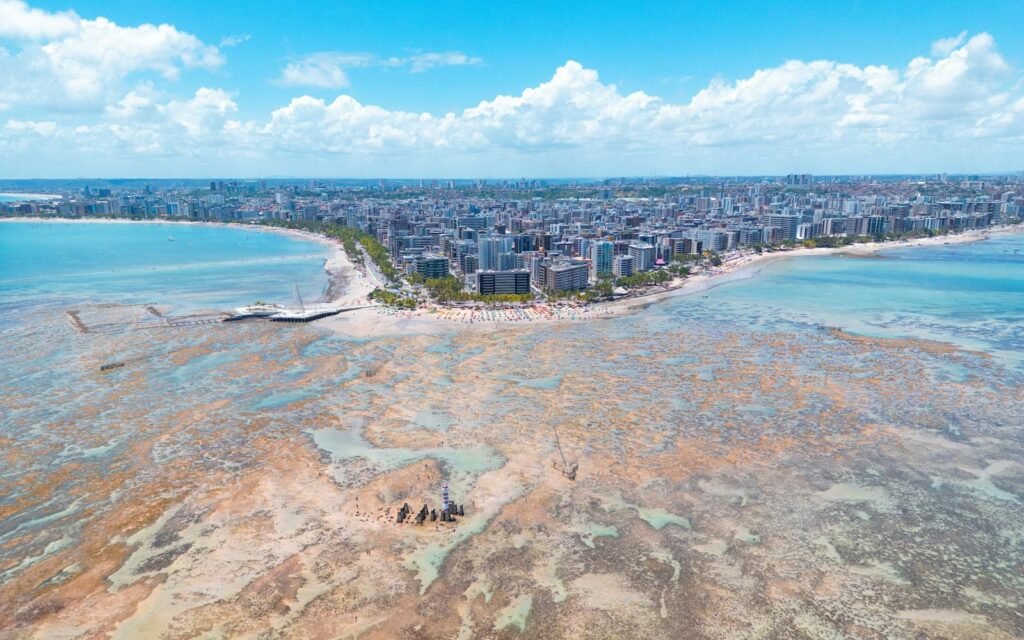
[590,240,614,279]
[627,242,655,272]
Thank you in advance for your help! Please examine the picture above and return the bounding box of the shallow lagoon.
[699,232,1024,367]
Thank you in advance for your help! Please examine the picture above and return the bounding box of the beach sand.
[4,217,1016,337]
[319,225,1017,338]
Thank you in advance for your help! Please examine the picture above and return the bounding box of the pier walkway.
[224,300,377,323]
[62,299,377,335]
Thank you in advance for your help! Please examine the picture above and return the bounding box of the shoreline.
[0,193,63,200]
[600,224,1019,312]
[0,216,375,307]
[4,217,1020,337]
[322,224,1020,337]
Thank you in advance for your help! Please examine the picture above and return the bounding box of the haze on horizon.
[1,0,1022,179]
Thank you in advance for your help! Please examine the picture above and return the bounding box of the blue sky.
[3,0,1024,177]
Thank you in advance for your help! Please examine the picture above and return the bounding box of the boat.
[168,236,175,241]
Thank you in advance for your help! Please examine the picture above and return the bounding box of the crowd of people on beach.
[429,304,618,323]
[365,301,623,323]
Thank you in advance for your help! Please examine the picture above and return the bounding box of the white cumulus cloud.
[255,34,1022,158]
[0,0,78,39]
[0,0,223,109]
[2,27,1023,176]
[931,31,967,57]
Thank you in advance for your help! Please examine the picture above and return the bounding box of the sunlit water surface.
[0,221,330,324]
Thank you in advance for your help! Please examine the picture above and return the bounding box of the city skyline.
[1,0,1023,177]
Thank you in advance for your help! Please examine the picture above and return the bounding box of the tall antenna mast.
[294,282,304,312]
[553,425,568,469]
[552,424,577,480]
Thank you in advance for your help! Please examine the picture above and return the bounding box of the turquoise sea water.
[0,194,57,203]
[0,222,330,318]
[689,232,1024,368]
[3,222,1020,365]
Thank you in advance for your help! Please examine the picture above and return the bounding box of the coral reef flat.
[1,232,1023,639]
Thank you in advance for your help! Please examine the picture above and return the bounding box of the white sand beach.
[319,225,1018,337]
[5,217,1018,337]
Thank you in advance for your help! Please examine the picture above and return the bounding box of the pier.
[224,302,376,323]
[269,306,347,322]
[224,286,377,323]
[63,300,375,334]
[64,305,228,335]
